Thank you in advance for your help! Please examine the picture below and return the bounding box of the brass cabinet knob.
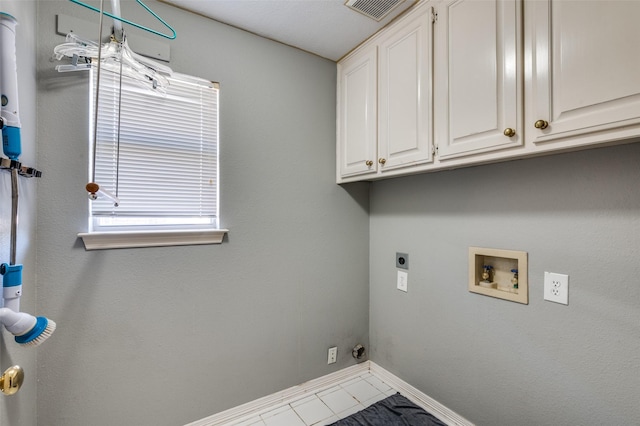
[378,158,386,165]
[503,128,516,137]
[365,160,373,167]
[534,119,549,130]
[1,365,24,396]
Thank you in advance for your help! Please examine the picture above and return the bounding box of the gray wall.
[0,1,37,425]
[35,1,369,425]
[22,1,640,426]
[369,143,640,425]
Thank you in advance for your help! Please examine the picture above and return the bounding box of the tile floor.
[226,371,399,426]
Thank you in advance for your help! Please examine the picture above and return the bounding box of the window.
[77,66,227,250]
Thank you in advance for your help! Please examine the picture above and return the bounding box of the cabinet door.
[434,0,522,160]
[526,1,640,145]
[337,46,378,179]
[378,5,433,172]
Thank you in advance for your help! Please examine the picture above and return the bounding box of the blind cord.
[91,0,105,185]
[115,43,124,199]
[87,0,120,208]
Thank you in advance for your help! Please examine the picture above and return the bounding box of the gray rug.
[328,393,446,425]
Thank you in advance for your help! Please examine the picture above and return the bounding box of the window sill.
[77,229,229,250]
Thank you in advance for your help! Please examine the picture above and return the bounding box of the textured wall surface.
[22,1,640,426]
[35,1,369,425]
[369,143,640,426]
[0,1,38,425]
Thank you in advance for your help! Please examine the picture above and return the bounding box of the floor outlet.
[544,272,569,305]
[327,347,337,364]
[397,270,408,292]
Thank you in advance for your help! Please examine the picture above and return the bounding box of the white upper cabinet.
[337,0,640,183]
[525,0,640,147]
[337,3,433,182]
[337,46,378,179]
[434,0,522,159]
[377,5,433,171]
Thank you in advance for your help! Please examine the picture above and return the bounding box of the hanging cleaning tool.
[0,12,21,161]
[0,13,25,311]
[0,13,55,349]
[0,166,56,347]
[0,12,40,178]
[2,163,21,314]
[0,179,56,346]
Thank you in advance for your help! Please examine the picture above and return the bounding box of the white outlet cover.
[544,272,569,305]
[397,270,408,292]
[327,347,337,364]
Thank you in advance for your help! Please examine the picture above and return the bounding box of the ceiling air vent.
[345,0,405,21]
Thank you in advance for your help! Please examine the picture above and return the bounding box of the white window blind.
[89,67,219,233]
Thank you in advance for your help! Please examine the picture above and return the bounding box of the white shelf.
[78,229,228,250]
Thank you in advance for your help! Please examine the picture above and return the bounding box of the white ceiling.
[160,0,417,61]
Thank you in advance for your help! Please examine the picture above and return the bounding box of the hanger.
[54,32,172,76]
[53,32,172,93]
[69,0,177,40]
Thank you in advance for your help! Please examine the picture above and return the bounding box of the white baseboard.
[184,363,370,426]
[184,361,474,426]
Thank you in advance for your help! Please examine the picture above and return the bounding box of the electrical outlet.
[544,272,569,305]
[396,252,409,270]
[397,270,408,292]
[327,347,337,364]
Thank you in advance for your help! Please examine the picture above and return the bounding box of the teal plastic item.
[69,0,176,40]
[1,263,22,287]
[0,11,17,20]
[2,126,22,161]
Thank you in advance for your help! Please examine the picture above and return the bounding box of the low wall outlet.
[397,270,408,292]
[327,347,337,364]
[544,272,569,305]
